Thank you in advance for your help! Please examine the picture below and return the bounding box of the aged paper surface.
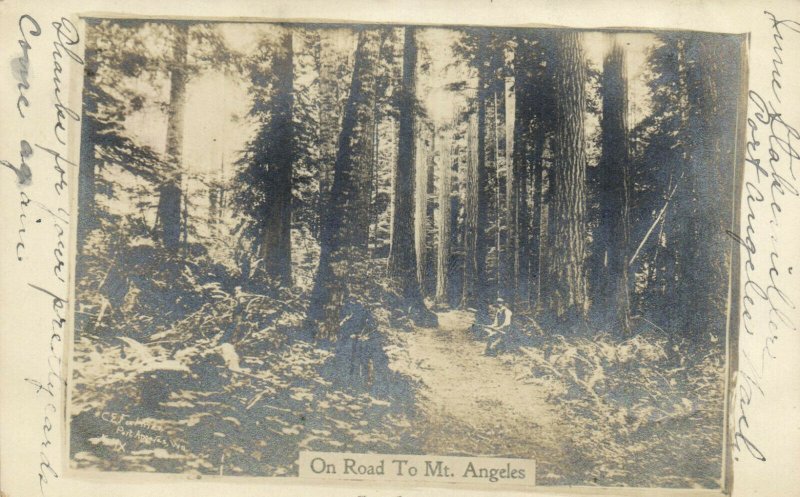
[0,1,798,497]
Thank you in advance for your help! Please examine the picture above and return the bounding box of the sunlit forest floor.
[70,249,725,488]
[387,311,567,459]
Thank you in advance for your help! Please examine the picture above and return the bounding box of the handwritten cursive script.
[51,18,83,146]
[14,15,42,118]
[4,13,84,496]
[728,10,799,464]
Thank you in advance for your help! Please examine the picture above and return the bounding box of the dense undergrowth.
[71,227,725,486]
[71,230,420,476]
[475,312,725,488]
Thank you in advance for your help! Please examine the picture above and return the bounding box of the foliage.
[72,255,420,476]
[499,325,724,487]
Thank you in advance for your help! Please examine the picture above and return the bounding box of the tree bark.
[541,31,589,323]
[388,27,436,326]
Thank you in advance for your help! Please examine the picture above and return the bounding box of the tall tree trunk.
[157,24,188,251]
[462,110,479,309]
[425,130,437,295]
[511,127,529,310]
[388,27,436,326]
[592,42,631,332]
[473,39,492,321]
[316,31,353,239]
[462,55,491,323]
[541,31,589,323]
[493,90,503,303]
[504,76,519,308]
[258,30,294,286]
[449,109,466,308]
[511,40,531,310]
[413,125,428,293]
[367,110,379,261]
[459,35,492,321]
[526,34,553,313]
[435,127,452,306]
[529,129,545,310]
[309,29,381,340]
[675,35,740,340]
[664,37,692,336]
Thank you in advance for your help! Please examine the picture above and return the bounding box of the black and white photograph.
[68,18,745,490]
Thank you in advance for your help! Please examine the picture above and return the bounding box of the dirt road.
[388,310,571,481]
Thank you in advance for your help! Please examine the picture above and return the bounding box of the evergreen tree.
[388,27,437,325]
[592,42,631,332]
[309,29,382,340]
[541,31,589,324]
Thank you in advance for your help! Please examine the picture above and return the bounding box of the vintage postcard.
[64,16,743,489]
[0,2,799,497]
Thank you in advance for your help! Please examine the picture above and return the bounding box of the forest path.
[389,310,570,472]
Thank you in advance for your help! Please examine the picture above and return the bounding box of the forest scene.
[69,19,745,489]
